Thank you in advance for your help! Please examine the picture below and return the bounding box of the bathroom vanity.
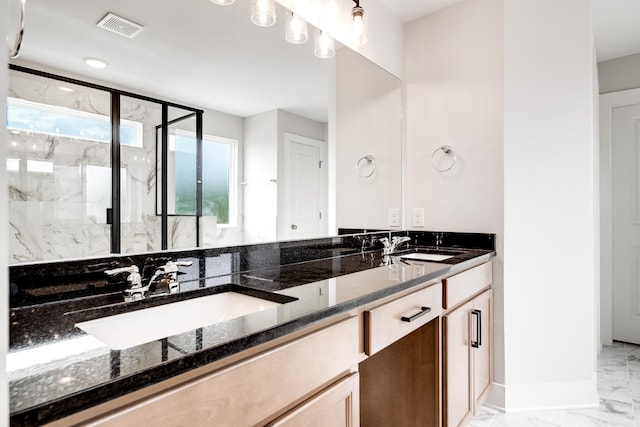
[7,231,495,426]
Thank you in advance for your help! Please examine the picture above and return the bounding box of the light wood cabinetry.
[442,261,493,427]
[88,317,362,427]
[360,281,442,427]
[472,290,493,408]
[365,282,442,356]
[360,317,441,427]
[268,373,360,427]
[48,259,493,427]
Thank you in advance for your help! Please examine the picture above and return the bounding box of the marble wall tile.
[168,217,198,250]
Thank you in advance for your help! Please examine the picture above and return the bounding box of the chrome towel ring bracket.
[7,0,26,59]
[431,145,457,173]
[356,154,376,179]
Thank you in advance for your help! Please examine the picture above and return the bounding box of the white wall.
[598,53,640,94]
[334,47,402,230]
[1,0,10,420]
[404,0,505,396]
[406,0,599,411]
[503,0,598,410]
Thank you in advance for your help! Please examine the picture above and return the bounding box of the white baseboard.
[482,376,599,413]
[484,382,505,411]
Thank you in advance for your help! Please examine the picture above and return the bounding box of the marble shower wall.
[7,72,168,263]
[7,69,268,264]
[119,96,162,255]
[8,72,113,263]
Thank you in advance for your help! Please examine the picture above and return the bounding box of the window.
[171,131,237,226]
[6,97,143,147]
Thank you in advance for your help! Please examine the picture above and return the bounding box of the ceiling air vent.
[97,13,144,39]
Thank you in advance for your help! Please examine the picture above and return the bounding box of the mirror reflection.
[6,0,401,264]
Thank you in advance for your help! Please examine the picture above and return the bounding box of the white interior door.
[282,133,326,240]
[612,100,640,344]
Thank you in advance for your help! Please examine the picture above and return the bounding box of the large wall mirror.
[6,0,402,264]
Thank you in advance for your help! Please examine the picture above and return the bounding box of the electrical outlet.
[389,208,400,227]
[412,208,425,227]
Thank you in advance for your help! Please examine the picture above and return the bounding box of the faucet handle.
[104,265,139,276]
[158,260,193,273]
[379,237,390,248]
[105,265,142,288]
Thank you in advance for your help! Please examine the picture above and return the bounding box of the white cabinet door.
[612,98,640,344]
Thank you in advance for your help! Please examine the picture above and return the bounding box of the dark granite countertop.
[8,232,494,426]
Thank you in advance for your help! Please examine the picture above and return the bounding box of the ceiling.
[11,0,640,121]
[13,0,332,122]
[591,0,640,62]
[380,0,640,63]
[381,0,640,62]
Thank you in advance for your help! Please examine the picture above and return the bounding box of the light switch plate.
[389,208,400,227]
[412,208,425,227]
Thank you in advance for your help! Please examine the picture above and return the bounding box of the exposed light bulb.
[314,29,335,59]
[251,0,276,27]
[351,2,367,45]
[286,11,308,44]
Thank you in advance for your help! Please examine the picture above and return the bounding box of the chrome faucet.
[105,261,193,302]
[105,265,147,302]
[380,236,411,256]
[146,261,193,296]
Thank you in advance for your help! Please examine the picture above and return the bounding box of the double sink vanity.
[8,231,495,426]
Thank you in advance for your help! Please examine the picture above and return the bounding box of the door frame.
[600,88,640,347]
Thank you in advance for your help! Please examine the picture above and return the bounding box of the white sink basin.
[399,253,455,262]
[75,292,281,350]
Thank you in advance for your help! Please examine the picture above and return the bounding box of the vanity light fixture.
[285,11,308,44]
[351,0,367,45]
[314,29,335,58]
[210,0,235,4]
[83,56,108,69]
[251,0,277,27]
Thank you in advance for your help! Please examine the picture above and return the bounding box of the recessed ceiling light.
[58,86,74,92]
[83,56,108,69]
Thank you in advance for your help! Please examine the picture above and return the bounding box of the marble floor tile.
[603,342,628,357]
[468,406,499,427]
[490,410,565,427]
[563,410,609,427]
[470,341,639,426]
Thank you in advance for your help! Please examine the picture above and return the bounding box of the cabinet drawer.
[91,317,362,427]
[365,282,442,356]
[444,261,492,309]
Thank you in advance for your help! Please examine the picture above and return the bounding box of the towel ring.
[356,155,376,179]
[431,145,456,172]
